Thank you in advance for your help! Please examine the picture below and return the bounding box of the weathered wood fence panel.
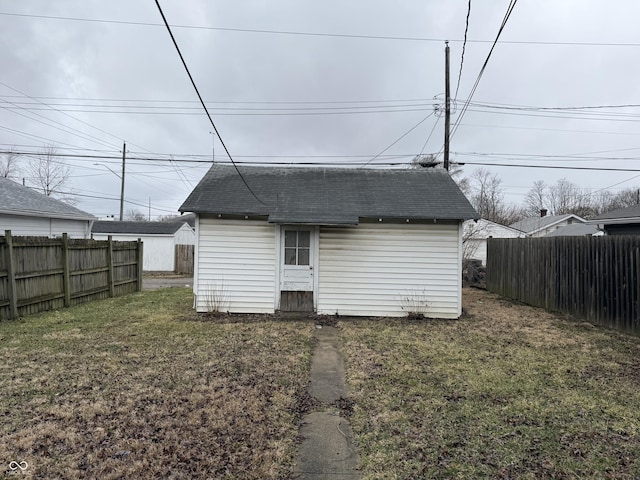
[486,236,640,334]
[174,244,194,275]
[0,231,143,320]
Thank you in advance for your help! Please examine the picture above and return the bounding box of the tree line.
[412,155,639,226]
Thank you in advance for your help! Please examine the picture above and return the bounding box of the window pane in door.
[285,231,297,247]
[285,247,296,265]
[298,231,310,247]
[298,248,309,265]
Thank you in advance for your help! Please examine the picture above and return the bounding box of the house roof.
[589,204,640,224]
[510,214,585,235]
[179,165,478,225]
[0,177,94,221]
[544,223,601,237]
[92,220,190,235]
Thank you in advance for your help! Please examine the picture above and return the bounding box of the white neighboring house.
[0,177,94,238]
[463,219,525,265]
[544,223,603,237]
[510,213,586,238]
[180,165,479,318]
[91,220,195,272]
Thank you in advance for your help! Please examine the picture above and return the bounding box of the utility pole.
[444,41,451,171]
[120,142,126,221]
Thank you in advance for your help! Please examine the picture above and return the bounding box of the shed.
[92,220,195,271]
[0,177,94,238]
[588,205,640,235]
[180,165,478,318]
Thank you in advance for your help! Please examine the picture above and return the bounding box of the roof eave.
[0,209,95,221]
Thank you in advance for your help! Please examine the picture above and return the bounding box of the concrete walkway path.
[294,326,361,480]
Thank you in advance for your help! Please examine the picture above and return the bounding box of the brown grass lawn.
[0,289,312,479]
[6,286,640,479]
[341,288,640,479]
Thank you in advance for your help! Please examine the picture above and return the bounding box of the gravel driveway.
[142,275,193,291]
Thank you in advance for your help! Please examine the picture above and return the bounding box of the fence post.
[136,239,143,292]
[62,233,71,307]
[107,236,114,298]
[4,230,18,320]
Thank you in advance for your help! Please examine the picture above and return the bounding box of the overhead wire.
[450,0,518,141]
[455,0,472,99]
[155,0,263,204]
[3,11,640,47]
[360,112,435,167]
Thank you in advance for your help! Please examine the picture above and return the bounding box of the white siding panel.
[50,219,91,238]
[196,218,276,314]
[174,224,195,245]
[92,234,174,271]
[317,223,461,318]
[1,214,90,238]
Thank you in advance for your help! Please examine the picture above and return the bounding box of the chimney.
[540,209,548,217]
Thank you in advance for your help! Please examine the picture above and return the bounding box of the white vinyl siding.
[92,233,174,271]
[317,223,461,318]
[195,218,276,314]
[0,214,91,238]
[174,223,195,245]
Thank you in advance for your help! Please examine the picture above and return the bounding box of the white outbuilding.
[0,177,94,238]
[91,220,195,272]
[180,165,478,318]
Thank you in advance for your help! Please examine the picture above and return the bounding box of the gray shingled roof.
[510,214,584,234]
[0,177,94,220]
[590,204,640,221]
[544,223,600,237]
[92,221,189,235]
[180,165,478,224]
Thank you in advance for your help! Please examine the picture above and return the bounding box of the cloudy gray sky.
[1,1,640,219]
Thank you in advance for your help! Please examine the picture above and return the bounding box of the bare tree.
[27,147,75,203]
[522,178,597,218]
[600,187,640,213]
[466,169,524,225]
[523,180,547,216]
[0,150,20,180]
[125,209,147,221]
[468,169,504,222]
[547,178,594,217]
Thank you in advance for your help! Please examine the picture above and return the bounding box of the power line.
[418,116,441,156]
[455,0,472,99]
[0,94,436,105]
[0,100,437,111]
[0,105,437,116]
[156,0,260,205]
[458,161,640,172]
[360,112,435,167]
[0,81,123,150]
[450,0,518,141]
[3,11,640,47]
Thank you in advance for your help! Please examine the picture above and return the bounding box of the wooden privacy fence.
[174,244,194,274]
[0,230,143,320]
[486,236,640,334]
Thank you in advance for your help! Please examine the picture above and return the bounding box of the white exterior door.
[280,227,314,291]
